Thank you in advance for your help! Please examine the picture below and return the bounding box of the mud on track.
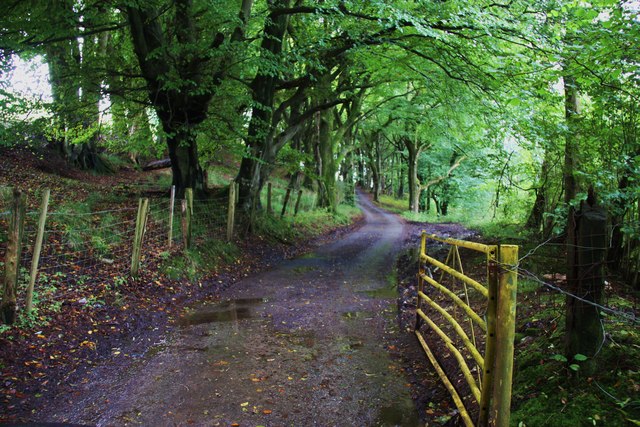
[35,192,425,426]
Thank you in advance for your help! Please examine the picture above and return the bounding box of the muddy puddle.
[178,298,267,326]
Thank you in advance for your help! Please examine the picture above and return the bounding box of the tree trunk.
[608,171,631,271]
[368,133,382,203]
[526,190,546,231]
[565,192,606,374]
[526,148,551,231]
[562,72,604,369]
[316,108,337,212]
[167,127,203,198]
[396,155,405,199]
[564,73,580,304]
[235,0,291,216]
[357,149,366,187]
[425,188,431,212]
[404,140,420,213]
[342,151,355,206]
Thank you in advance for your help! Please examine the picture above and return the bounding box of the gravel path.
[39,191,421,426]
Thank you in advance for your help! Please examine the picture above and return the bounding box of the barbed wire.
[425,236,639,327]
[509,264,639,324]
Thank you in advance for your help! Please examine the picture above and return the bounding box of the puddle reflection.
[178,298,267,326]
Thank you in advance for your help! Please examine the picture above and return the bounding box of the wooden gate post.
[26,189,50,314]
[478,248,499,427]
[1,189,26,324]
[492,245,518,427]
[227,180,236,242]
[131,198,150,277]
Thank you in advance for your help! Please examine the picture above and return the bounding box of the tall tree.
[127,0,252,197]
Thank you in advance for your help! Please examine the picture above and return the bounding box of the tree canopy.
[0,0,638,232]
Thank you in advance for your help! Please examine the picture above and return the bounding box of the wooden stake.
[1,189,26,325]
[294,190,303,216]
[227,180,236,242]
[26,189,50,314]
[185,188,193,249]
[281,188,292,218]
[181,199,188,250]
[130,198,150,277]
[168,185,175,248]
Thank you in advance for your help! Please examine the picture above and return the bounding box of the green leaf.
[551,354,568,363]
[574,353,588,361]
[569,364,580,371]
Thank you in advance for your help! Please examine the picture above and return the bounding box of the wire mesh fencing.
[0,186,234,325]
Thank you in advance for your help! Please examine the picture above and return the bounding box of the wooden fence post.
[168,185,175,248]
[130,198,150,277]
[227,180,236,242]
[281,188,292,218]
[185,188,193,249]
[491,245,518,427]
[293,190,303,216]
[26,189,50,314]
[1,189,26,324]
[267,182,273,214]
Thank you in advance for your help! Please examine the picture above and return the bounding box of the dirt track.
[38,192,423,426]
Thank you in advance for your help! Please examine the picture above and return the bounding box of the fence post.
[281,188,292,218]
[168,185,175,248]
[26,189,50,314]
[491,245,518,427]
[179,189,194,251]
[227,180,236,242]
[267,182,273,214]
[293,190,303,216]
[130,198,150,277]
[1,189,26,324]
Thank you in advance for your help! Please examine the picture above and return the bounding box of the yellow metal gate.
[415,232,518,427]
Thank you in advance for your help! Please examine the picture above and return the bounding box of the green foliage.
[53,195,127,257]
[259,179,317,217]
[511,288,640,426]
[253,202,361,244]
[160,239,240,282]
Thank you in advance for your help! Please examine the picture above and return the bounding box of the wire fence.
[510,228,639,325]
[0,181,320,325]
[0,187,232,323]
